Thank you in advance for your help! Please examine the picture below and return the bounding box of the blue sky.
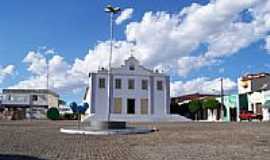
[0,0,270,103]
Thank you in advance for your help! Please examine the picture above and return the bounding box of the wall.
[47,94,59,108]
[86,56,170,122]
[238,78,252,94]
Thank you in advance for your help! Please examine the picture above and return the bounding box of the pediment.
[111,56,154,75]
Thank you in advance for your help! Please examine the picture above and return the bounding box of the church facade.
[83,56,184,122]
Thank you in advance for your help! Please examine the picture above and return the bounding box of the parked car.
[239,111,263,121]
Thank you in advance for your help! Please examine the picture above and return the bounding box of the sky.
[0,0,270,103]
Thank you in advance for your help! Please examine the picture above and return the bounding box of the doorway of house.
[256,103,263,115]
[230,108,237,121]
[127,99,135,114]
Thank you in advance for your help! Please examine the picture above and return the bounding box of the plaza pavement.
[0,120,270,160]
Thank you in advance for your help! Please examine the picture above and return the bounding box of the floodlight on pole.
[104,5,121,122]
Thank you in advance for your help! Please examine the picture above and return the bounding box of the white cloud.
[115,8,134,25]
[10,51,87,93]
[170,77,237,97]
[0,65,15,83]
[9,0,270,96]
[123,0,270,75]
[265,36,270,53]
[23,51,47,75]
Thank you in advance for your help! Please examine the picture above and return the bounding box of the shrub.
[47,107,60,120]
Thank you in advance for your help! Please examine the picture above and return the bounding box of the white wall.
[112,75,150,115]
[238,78,252,94]
[2,93,49,106]
[85,56,170,122]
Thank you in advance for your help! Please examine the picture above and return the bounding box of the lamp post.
[104,5,121,122]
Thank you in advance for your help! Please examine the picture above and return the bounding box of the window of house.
[32,95,38,101]
[99,78,105,88]
[128,79,135,89]
[7,95,12,101]
[115,79,122,89]
[129,65,135,71]
[113,97,122,114]
[142,79,148,90]
[157,80,163,90]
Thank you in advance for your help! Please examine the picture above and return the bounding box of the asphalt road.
[0,120,270,160]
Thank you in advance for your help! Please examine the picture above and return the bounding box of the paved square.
[0,120,270,160]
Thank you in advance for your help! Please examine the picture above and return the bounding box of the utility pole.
[104,5,121,122]
[220,78,224,120]
[47,58,49,92]
[46,56,50,110]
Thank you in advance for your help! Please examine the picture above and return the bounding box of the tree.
[69,102,89,115]
[47,107,60,120]
[188,100,202,120]
[202,98,219,110]
[202,98,220,120]
[69,102,89,129]
[69,102,78,114]
[78,103,89,114]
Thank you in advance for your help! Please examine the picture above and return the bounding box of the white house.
[238,73,270,121]
[1,89,59,119]
[83,56,187,122]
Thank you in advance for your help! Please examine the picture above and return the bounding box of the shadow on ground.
[0,154,46,160]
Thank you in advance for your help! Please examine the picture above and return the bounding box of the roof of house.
[2,89,59,97]
[241,72,270,81]
[171,93,219,103]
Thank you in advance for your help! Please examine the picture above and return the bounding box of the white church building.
[83,56,187,122]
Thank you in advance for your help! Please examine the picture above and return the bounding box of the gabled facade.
[83,56,177,122]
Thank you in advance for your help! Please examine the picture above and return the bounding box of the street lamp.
[104,5,121,121]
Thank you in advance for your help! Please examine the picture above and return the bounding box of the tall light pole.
[220,78,225,120]
[46,58,49,90]
[104,5,121,121]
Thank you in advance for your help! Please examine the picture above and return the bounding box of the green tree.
[47,107,60,120]
[202,98,220,120]
[202,98,219,110]
[188,100,202,120]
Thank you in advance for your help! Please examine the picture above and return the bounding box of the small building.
[171,93,219,121]
[1,89,59,120]
[0,93,4,119]
[238,73,270,121]
[58,100,73,115]
[218,94,239,122]
[171,93,218,106]
[0,93,3,108]
[83,56,187,122]
[238,72,270,94]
